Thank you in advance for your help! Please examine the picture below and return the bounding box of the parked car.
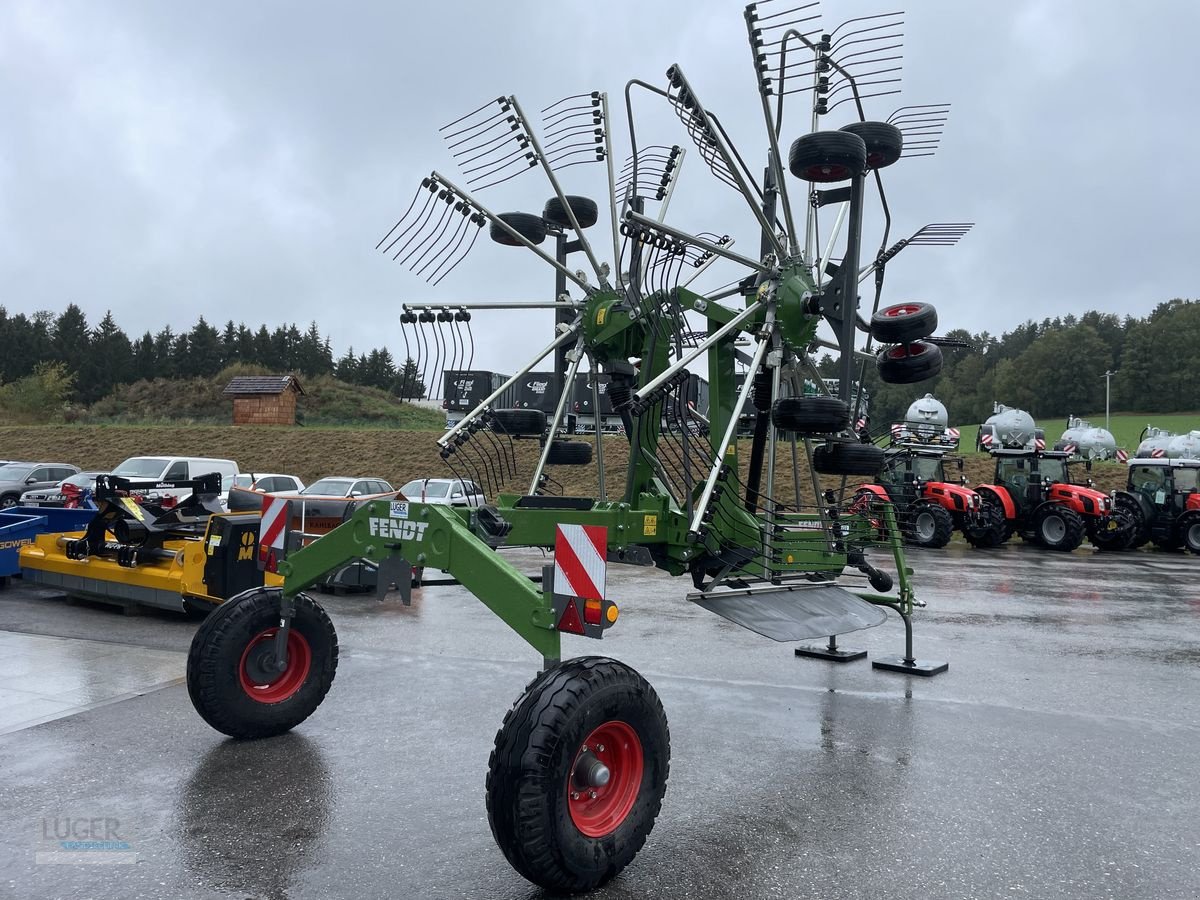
[0,463,82,508]
[19,471,106,507]
[400,478,486,507]
[233,473,307,494]
[109,456,241,503]
[299,477,394,499]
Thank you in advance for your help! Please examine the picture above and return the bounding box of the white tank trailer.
[1057,416,1118,460]
[1133,425,1200,459]
[892,393,956,446]
[978,402,1044,451]
[1167,430,1200,459]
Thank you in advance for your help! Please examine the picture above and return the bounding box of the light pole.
[1102,370,1117,432]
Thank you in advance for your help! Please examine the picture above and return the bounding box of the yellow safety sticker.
[596,307,608,326]
[643,514,657,536]
[725,444,736,455]
[120,497,147,521]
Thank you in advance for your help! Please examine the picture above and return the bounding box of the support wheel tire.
[839,121,904,169]
[491,408,547,436]
[812,440,884,476]
[543,195,599,229]
[876,341,943,384]
[770,396,850,436]
[870,302,937,344]
[907,501,954,549]
[486,656,670,893]
[186,588,338,739]
[490,212,548,246]
[1034,505,1085,552]
[788,131,867,183]
[545,440,593,466]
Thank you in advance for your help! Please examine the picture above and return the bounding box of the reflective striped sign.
[1116,449,1129,463]
[1035,437,1046,450]
[260,496,290,554]
[554,523,607,599]
[948,427,960,439]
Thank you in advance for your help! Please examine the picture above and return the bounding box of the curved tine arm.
[625,210,767,273]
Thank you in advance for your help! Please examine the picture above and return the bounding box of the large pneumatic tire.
[490,212,548,246]
[486,657,670,893]
[1034,504,1085,552]
[546,440,593,466]
[876,341,943,385]
[187,588,338,739]
[788,131,867,183]
[543,195,599,230]
[812,440,884,477]
[839,121,904,169]
[1179,511,1200,554]
[770,396,850,436]
[1090,504,1138,552]
[491,408,547,436]
[907,501,954,549]
[870,302,938,344]
[963,499,1008,549]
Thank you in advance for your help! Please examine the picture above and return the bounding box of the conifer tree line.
[0,304,423,405]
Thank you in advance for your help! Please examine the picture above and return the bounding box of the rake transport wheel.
[1179,511,1200,554]
[543,195,599,229]
[788,131,867,183]
[876,341,944,384]
[812,440,884,477]
[908,501,954,549]
[870,302,938,345]
[490,212,549,246]
[486,656,670,893]
[839,121,904,169]
[187,588,338,739]
[1034,504,1085,552]
[491,408,548,436]
[545,440,593,466]
[770,396,851,436]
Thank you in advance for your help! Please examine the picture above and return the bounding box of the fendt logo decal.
[368,518,429,541]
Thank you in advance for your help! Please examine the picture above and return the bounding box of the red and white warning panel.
[258,496,292,572]
[552,524,619,638]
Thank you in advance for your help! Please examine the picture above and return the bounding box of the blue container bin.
[0,507,97,584]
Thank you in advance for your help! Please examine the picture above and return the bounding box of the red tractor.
[855,442,1003,549]
[1106,457,1200,553]
[975,448,1123,551]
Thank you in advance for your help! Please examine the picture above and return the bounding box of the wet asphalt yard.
[1,542,1198,900]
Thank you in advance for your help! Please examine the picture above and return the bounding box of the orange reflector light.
[584,598,602,626]
[605,603,619,624]
[557,601,585,635]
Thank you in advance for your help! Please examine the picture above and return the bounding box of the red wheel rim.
[567,720,644,838]
[238,628,312,703]
[887,342,929,359]
[883,303,922,318]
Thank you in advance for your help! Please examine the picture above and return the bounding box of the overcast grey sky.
[2,0,1198,375]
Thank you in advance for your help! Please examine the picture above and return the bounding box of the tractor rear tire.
[543,195,599,230]
[486,656,669,893]
[907,501,954,549]
[546,440,593,466]
[870,302,938,344]
[187,588,338,739]
[1180,512,1200,554]
[770,396,850,436]
[876,341,943,384]
[812,441,884,476]
[491,408,547,436]
[839,121,904,169]
[490,212,548,246]
[1034,505,1085,552]
[788,131,867,183]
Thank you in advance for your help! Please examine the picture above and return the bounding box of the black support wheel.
[788,131,867,183]
[962,499,1007,549]
[870,302,938,344]
[811,440,884,476]
[545,440,593,466]
[876,341,943,384]
[491,408,547,436]
[543,195,599,229]
[1034,504,1085,552]
[186,588,338,739]
[907,501,954,549]
[839,121,904,169]
[1180,511,1200,554]
[486,656,670,893]
[770,396,850,436]
[490,212,548,246]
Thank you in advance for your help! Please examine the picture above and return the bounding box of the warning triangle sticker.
[557,600,585,635]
